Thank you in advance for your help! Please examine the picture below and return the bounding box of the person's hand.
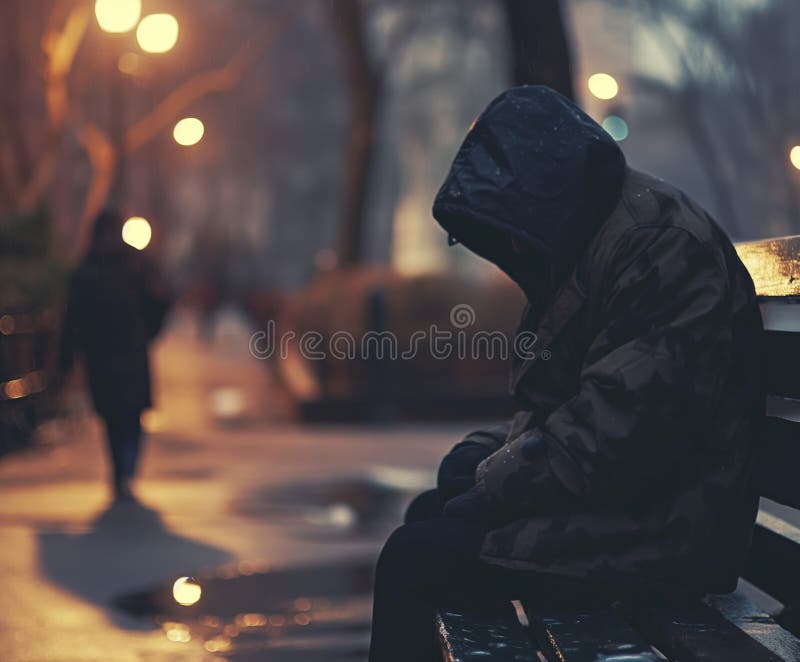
[442,485,495,525]
[437,442,494,502]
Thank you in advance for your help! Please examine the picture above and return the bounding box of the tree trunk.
[501,0,574,99]
[330,0,381,267]
[0,0,30,209]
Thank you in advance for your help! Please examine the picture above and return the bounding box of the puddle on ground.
[232,470,428,539]
[114,472,432,658]
[115,559,374,661]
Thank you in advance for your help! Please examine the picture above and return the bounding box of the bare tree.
[598,0,800,237]
[330,0,574,268]
[501,0,574,98]
[329,0,431,268]
[330,0,382,267]
[0,1,288,258]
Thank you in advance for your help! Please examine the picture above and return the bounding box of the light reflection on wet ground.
[113,473,425,660]
[116,559,374,661]
[38,499,232,630]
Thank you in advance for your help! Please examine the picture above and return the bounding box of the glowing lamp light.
[136,13,179,54]
[790,146,800,171]
[173,118,205,146]
[122,216,152,250]
[95,0,141,33]
[588,73,619,100]
[165,624,191,642]
[172,577,202,606]
[602,115,629,142]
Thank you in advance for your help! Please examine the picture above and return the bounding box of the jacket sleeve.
[475,227,731,516]
[457,422,512,452]
[437,422,511,502]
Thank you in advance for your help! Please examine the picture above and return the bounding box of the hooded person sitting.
[368,86,764,662]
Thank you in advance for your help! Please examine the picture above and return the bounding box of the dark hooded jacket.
[60,214,170,419]
[433,86,764,595]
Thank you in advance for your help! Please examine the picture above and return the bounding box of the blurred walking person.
[59,209,171,500]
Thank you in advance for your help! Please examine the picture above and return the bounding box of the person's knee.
[376,522,438,588]
[378,524,418,568]
[404,489,441,524]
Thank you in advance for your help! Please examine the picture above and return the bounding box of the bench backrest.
[735,236,800,609]
[736,236,800,508]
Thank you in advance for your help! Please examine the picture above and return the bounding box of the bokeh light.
[141,409,165,433]
[238,613,267,627]
[164,623,191,642]
[790,146,800,171]
[602,115,629,142]
[122,216,152,250]
[588,73,619,100]
[173,118,205,146]
[172,577,202,606]
[95,0,141,34]
[117,52,141,75]
[136,13,179,54]
[209,387,245,420]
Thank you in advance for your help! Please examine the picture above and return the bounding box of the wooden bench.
[436,235,800,661]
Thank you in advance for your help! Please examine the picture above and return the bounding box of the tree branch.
[124,17,287,154]
[70,14,290,257]
[18,3,89,212]
[74,124,115,258]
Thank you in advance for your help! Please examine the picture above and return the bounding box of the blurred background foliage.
[0,208,67,310]
[2,0,798,309]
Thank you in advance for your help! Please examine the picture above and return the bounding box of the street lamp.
[136,13,180,53]
[93,5,184,242]
[790,146,800,172]
[172,577,202,606]
[588,73,619,101]
[94,0,141,34]
[122,216,152,250]
[173,118,205,146]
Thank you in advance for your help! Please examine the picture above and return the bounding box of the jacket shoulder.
[595,169,733,269]
[580,169,742,307]
[619,169,723,248]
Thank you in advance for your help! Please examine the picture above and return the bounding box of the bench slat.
[765,332,800,399]
[436,604,538,662]
[708,591,800,661]
[743,511,800,606]
[627,601,785,662]
[756,418,800,508]
[523,604,660,662]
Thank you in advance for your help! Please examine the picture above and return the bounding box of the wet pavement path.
[116,556,375,661]
[0,311,471,661]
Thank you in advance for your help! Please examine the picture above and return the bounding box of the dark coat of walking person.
[60,210,171,500]
[368,86,765,661]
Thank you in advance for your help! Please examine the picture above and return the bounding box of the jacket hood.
[432,86,626,301]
